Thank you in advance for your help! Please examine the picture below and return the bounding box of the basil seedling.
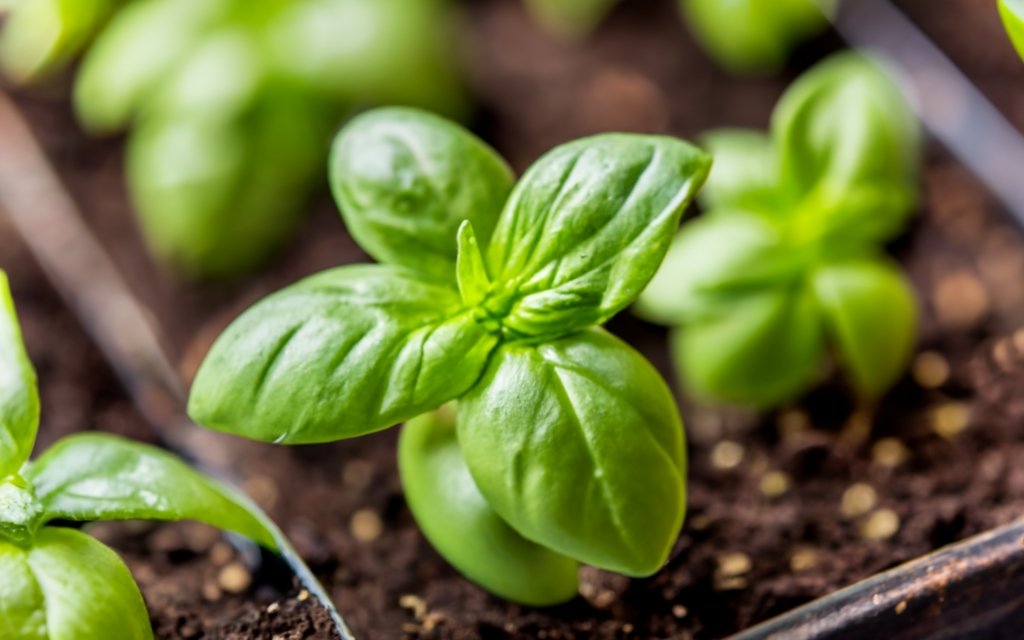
[0,270,286,639]
[637,52,921,409]
[189,107,710,604]
[1000,0,1024,61]
[521,0,831,74]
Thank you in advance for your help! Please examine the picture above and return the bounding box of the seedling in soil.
[636,52,921,409]
[188,107,710,604]
[524,0,833,74]
[1,0,464,279]
[1000,0,1024,61]
[0,271,284,639]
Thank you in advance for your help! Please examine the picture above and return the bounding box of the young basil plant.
[0,0,127,83]
[637,52,921,409]
[1000,0,1024,61]
[0,270,286,639]
[189,107,711,604]
[520,0,831,74]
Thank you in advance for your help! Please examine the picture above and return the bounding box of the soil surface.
[4,0,1024,638]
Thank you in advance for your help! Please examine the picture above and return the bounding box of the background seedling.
[636,52,921,409]
[188,107,710,604]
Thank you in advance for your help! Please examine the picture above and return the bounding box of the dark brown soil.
[5,0,1024,638]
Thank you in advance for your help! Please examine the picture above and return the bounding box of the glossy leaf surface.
[0,272,38,478]
[458,329,686,575]
[399,406,578,606]
[189,265,498,443]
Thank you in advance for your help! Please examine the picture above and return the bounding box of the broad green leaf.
[399,406,578,606]
[698,129,779,212]
[523,0,619,38]
[812,258,917,399]
[458,329,686,576]
[485,134,710,338]
[0,476,42,544]
[267,0,466,117]
[127,93,329,278]
[26,433,277,549]
[0,272,39,478]
[773,52,920,240]
[635,213,808,326]
[0,541,46,640]
[1000,0,1024,61]
[680,0,832,74]
[330,107,514,283]
[73,0,233,132]
[673,285,825,408]
[189,265,499,444]
[0,0,119,83]
[26,527,153,640]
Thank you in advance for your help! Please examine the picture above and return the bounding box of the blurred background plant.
[0,0,465,279]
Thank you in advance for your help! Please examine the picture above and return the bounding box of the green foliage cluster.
[636,53,921,408]
[524,0,833,74]
[0,0,464,279]
[0,271,283,639]
[188,107,711,604]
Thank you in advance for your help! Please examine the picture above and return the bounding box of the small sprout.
[0,271,287,637]
[711,440,746,470]
[931,402,971,439]
[841,483,878,519]
[637,53,921,409]
[860,509,901,541]
[188,107,711,605]
[871,438,910,468]
[912,351,950,389]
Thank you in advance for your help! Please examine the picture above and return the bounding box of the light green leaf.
[0,477,42,544]
[330,107,514,283]
[680,0,832,74]
[1000,0,1024,61]
[73,0,233,132]
[455,222,492,309]
[672,285,825,408]
[698,129,779,212]
[0,271,39,478]
[189,265,499,444]
[0,540,46,640]
[127,93,329,279]
[458,329,686,576]
[399,406,578,606]
[485,134,710,338]
[26,433,277,549]
[812,258,917,399]
[522,0,619,38]
[26,527,153,640]
[0,0,120,83]
[635,213,807,326]
[773,52,920,242]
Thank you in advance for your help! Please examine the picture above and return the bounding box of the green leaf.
[455,221,492,309]
[522,0,620,38]
[0,0,119,83]
[0,540,46,640]
[330,107,514,283]
[73,0,234,132]
[635,213,808,326]
[773,52,920,242]
[26,527,153,639]
[189,265,499,444]
[680,0,832,74]
[0,271,39,478]
[1000,0,1024,61]
[457,329,686,576]
[812,258,917,399]
[672,285,825,408]
[0,477,42,544]
[698,129,779,212]
[399,406,578,606]
[485,134,710,339]
[25,433,278,549]
[127,93,329,279]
